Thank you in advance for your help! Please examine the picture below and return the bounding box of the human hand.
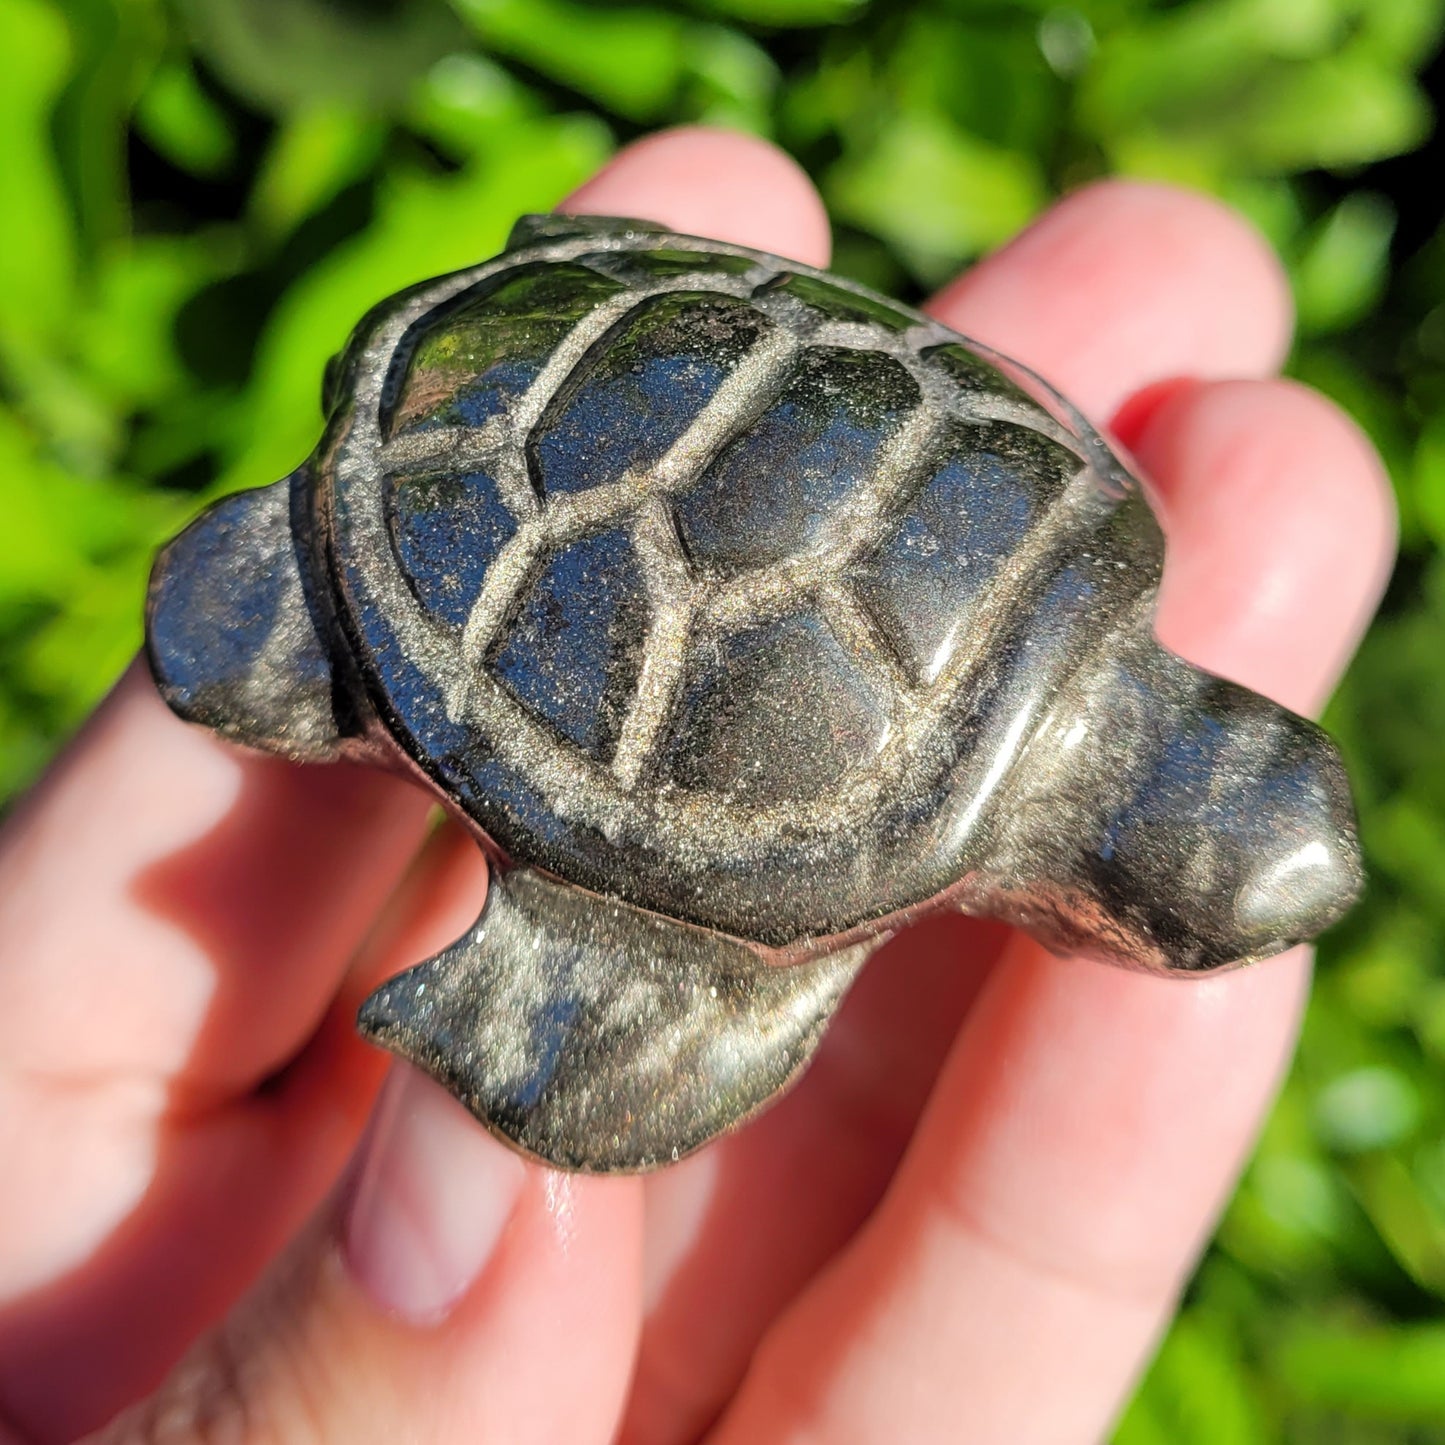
[0,129,1394,1445]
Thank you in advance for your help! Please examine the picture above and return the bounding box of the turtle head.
[978,622,1363,974]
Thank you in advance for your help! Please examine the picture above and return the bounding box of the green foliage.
[1,0,1443,1436]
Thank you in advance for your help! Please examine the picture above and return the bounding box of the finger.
[0,819,485,1445]
[92,1073,643,1445]
[621,917,1007,1445]
[0,664,431,1287]
[564,126,831,265]
[0,125,831,1442]
[620,182,1296,1445]
[928,178,1294,421]
[1141,378,1393,714]
[710,377,1394,1445]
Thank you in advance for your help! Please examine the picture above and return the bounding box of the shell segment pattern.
[326,226,1145,950]
[145,215,1366,1169]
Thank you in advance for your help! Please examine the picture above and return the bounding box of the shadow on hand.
[0,745,431,1444]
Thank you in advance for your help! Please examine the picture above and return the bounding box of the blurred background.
[1,0,1443,1438]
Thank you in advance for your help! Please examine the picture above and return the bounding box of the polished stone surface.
[857,421,1080,685]
[358,866,870,1171]
[387,262,625,436]
[601,246,759,278]
[662,610,891,804]
[675,345,920,573]
[146,471,339,760]
[388,467,516,628]
[533,291,768,498]
[147,213,1367,1171]
[489,527,648,762]
[758,269,916,330]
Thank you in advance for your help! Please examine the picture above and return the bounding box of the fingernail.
[345,1064,526,1323]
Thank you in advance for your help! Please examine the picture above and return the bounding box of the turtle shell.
[319,217,1162,950]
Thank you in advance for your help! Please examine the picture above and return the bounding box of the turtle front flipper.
[146,470,344,761]
[357,865,874,1172]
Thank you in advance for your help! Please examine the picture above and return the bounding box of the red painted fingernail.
[1109,376,1198,449]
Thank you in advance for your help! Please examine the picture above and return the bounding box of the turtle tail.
[356,864,873,1172]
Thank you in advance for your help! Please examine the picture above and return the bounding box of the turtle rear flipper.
[357,866,874,1172]
[146,471,344,761]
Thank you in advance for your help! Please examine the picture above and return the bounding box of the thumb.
[91,1066,643,1445]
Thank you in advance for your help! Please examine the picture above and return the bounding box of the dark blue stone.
[675,347,920,574]
[386,468,517,629]
[150,489,291,700]
[356,577,580,855]
[350,586,479,800]
[661,610,890,804]
[489,528,648,761]
[1096,706,1229,866]
[532,292,768,498]
[388,263,625,437]
[857,421,1080,684]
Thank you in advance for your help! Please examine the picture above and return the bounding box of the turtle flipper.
[146,470,343,761]
[357,865,874,1172]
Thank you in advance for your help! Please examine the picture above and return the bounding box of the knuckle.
[99,1327,262,1445]
[92,1295,330,1445]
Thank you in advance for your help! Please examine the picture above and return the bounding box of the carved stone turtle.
[146,213,1363,1172]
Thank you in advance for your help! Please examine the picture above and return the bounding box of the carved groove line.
[350,235,1123,857]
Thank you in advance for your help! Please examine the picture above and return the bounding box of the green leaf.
[1356,0,1445,66]
[49,0,165,252]
[681,24,778,133]
[0,411,175,605]
[1294,193,1395,335]
[1080,6,1433,178]
[132,59,235,176]
[1369,795,1445,926]
[249,107,385,239]
[452,0,686,120]
[827,110,1046,282]
[1352,1152,1445,1293]
[1413,412,1445,553]
[177,0,467,115]
[1117,1313,1268,1445]
[689,0,866,24]
[1333,909,1437,1029]
[1314,1066,1421,1154]
[0,0,79,342]
[78,232,240,412]
[1243,56,1431,171]
[1278,1322,1445,1421]
[409,51,540,158]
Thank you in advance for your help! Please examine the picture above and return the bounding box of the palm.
[0,129,1392,1445]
